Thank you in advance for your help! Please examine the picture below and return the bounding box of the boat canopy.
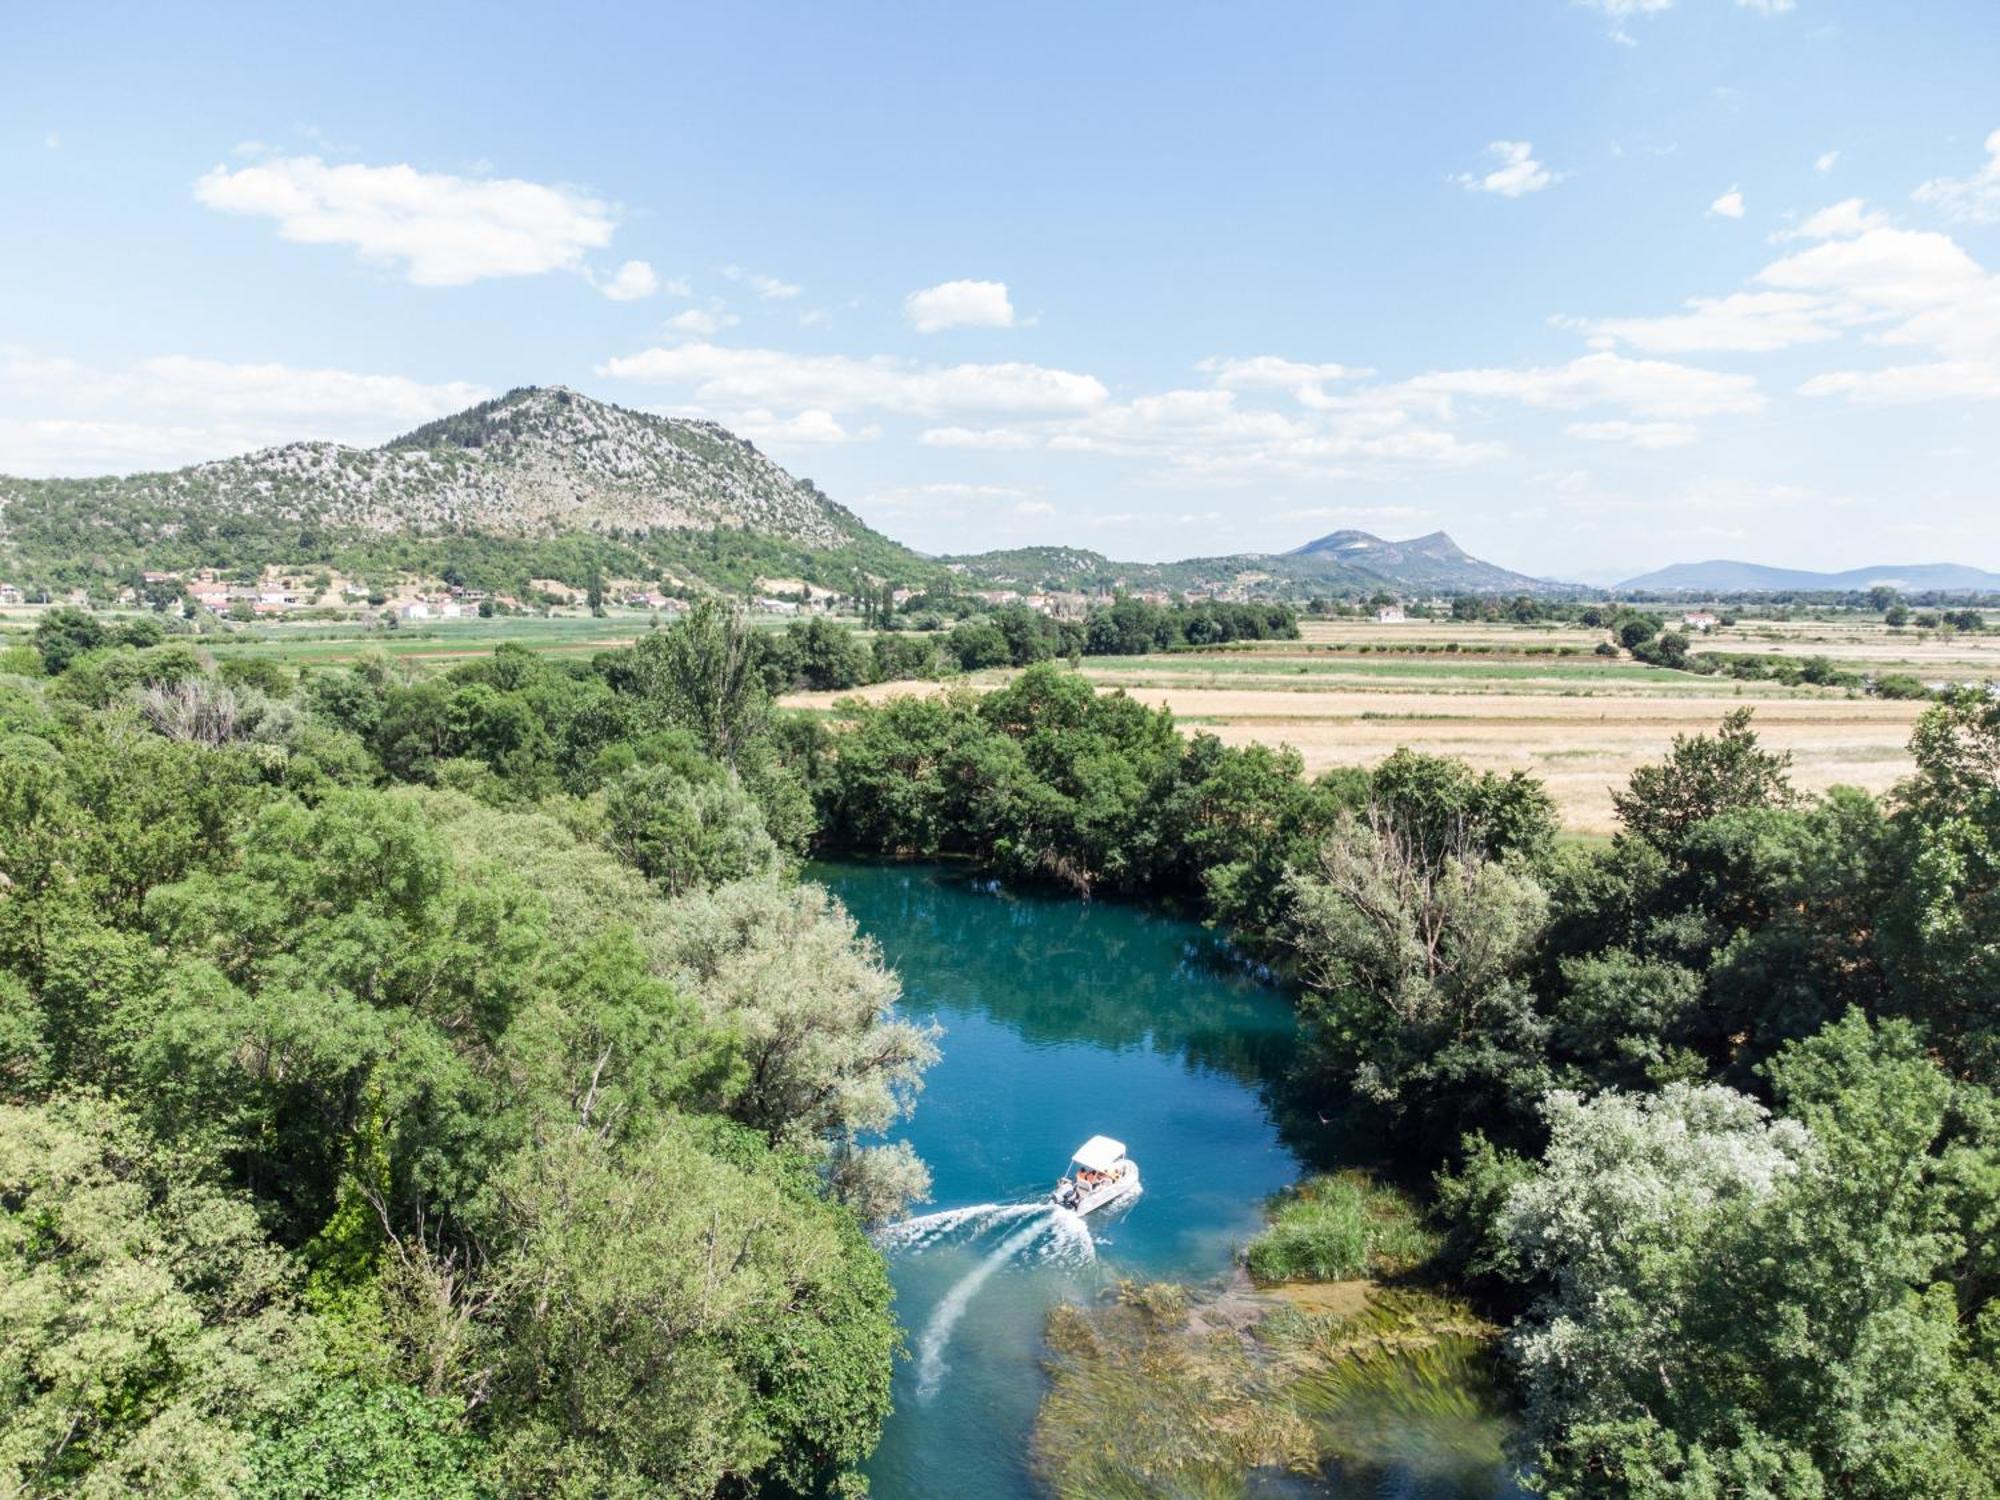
[1070,1136,1126,1173]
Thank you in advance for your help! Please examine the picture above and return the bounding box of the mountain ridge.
[1618,558,2000,593]
[948,528,1570,596]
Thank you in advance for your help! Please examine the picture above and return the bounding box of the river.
[813,861,1523,1500]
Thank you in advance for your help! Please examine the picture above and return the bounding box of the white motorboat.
[1050,1135,1140,1214]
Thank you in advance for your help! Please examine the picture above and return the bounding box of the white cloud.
[1573,0,1673,16]
[193,155,618,286]
[1736,0,1795,12]
[1457,140,1560,197]
[1015,500,1056,516]
[1566,192,2000,408]
[1782,197,1889,240]
[1273,504,1433,522]
[0,351,488,474]
[598,259,658,301]
[1709,187,1746,218]
[1569,291,1847,353]
[730,408,857,445]
[1913,128,2000,224]
[1402,350,1765,417]
[666,307,739,336]
[1799,362,2000,403]
[600,342,1108,419]
[1049,387,1502,484]
[1758,220,2000,361]
[1201,356,1368,387]
[1566,419,1701,448]
[1815,150,1841,174]
[904,279,1017,333]
[919,425,1034,449]
[720,265,802,299]
[661,275,694,297]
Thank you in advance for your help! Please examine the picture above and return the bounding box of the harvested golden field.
[786,662,1930,835]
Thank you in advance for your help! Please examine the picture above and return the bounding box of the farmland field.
[4,606,1974,835]
[783,615,1973,834]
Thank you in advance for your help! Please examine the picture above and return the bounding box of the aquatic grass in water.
[1034,1282,1518,1500]
[1275,1292,1514,1487]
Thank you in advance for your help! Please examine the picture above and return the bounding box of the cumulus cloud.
[1197,356,1375,407]
[1913,128,2000,224]
[729,408,857,445]
[904,279,1017,333]
[193,155,618,286]
[1782,197,1889,240]
[598,259,659,301]
[720,265,802,299]
[1047,386,1503,484]
[1799,362,2000,403]
[1567,292,1847,353]
[666,307,739,336]
[1566,419,1701,448]
[1457,140,1560,197]
[1402,350,1764,417]
[1570,190,2000,403]
[0,350,488,474]
[1815,150,1841,174]
[1709,187,1746,218]
[919,425,1034,449]
[600,342,1108,419]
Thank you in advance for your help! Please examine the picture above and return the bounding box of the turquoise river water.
[813,862,1523,1500]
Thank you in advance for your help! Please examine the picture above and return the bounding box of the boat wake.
[876,1201,1099,1402]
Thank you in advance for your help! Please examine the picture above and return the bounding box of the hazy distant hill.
[0,386,933,593]
[949,528,1570,596]
[1619,558,2000,593]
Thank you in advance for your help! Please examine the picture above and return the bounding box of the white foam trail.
[1035,1206,1097,1266]
[873,1200,1042,1253]
[915,1213,1055,1401]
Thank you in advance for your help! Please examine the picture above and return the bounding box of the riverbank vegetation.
[809,661,2000,1493]
[8,597,1999,1495]
[0,601,937,1496]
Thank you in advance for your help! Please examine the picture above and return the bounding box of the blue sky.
[4,1,1998,581]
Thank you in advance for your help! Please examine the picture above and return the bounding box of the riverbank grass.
[1244,1172,1440,1284]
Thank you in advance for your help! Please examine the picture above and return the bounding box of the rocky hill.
[949,529,1570,597]
[0,387,930,594]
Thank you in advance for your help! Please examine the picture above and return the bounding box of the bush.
[1245,1173,1439,1284]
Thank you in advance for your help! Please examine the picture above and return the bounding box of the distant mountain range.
[0,386,1564,599]
[947,529,1569,596]
[1618,559,2000,594]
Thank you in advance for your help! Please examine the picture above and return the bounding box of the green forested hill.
[0,386,941,595]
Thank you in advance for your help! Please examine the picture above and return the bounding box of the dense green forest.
[0,602,937,1496]
[5,600,1998,1495]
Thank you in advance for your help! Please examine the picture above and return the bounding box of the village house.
[1375,605,1408,623]
[1682,612,1720,632]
